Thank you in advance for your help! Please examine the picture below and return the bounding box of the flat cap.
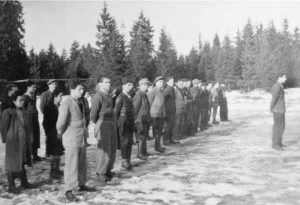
[154,76,164,84]
[192,79,200,84]
[47,79,56,85]
[139,78,150,85]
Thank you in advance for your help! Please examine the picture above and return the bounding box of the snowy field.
[0,88,300,205]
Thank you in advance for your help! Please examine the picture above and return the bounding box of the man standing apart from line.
[133,78,151,160]
[270,74,287,150]
[57,79,95,202]
[114,78,135,170]
[40,79,57,158]
[147,76,166,153]
[90,76,117,183]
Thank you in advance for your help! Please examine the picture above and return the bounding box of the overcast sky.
[21,0,300,55]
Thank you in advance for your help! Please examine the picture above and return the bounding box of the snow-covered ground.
[0,88,300,205]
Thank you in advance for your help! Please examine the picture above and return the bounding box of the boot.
[162,133,170,146]
[7,173,20,194]
[55,158,64,176]
[141,139,150,156]
[50,160,61,180]
[121,159,133,170]
[169,136,180,145]
[155,136,166,153]
[66,190,79,202]
[20,169,36,189]
[136,142,147,160]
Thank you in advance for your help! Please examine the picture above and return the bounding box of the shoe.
[7,173,20,194]
[137,153,147,160]
[121,160,133,170]
[66,191,79,202]
[213,121,219,125]
[170,139,180,145]
[21,182,36,189]
[55,169,64,176]
[78,185,96,192]
[272,145,283,151]
[50,170,61,180]
[33,156,45,162]
[144,152,150,157]
[155,146,166,153]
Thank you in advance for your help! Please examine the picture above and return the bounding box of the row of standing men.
[0,76,229,202]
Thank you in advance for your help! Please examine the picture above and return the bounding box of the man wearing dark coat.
[163,76,178,146]
[90,77,117,183]
[23,81,42,162]
[270,74,287,150]
[40,79,57,157]
[114,78,135,170]
[133,78,151,160]
[147,76,166,153]
[0,91,35,194]
[173,79,185,140]
[183,79,195,136]
[190,79,201,133]
[199,83,210,131]
[219,84,229,121]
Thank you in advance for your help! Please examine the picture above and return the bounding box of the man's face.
[8,86,18,96]
[123,82,134,93]
[13,95,25,108]
[72,85,84,99]
[192,82,198,87]
[176,81,183,89]
[28,85,36,93]
[156,80,164,88]
[185,81,191,87]
[99,78,111,92]
[140,83,149,92]
[279,75,287,84]
[167,79,174,87]
[49,83,57,91]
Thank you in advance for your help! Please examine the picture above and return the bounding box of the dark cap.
[154,76,164,84]
[47,79,56,85]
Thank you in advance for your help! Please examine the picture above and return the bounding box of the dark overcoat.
[0,108,32,172]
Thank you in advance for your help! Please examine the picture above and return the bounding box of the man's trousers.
[64,146,87,191]
[272,113,285,147]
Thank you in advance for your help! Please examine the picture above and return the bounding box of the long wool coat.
[0,108,32,172]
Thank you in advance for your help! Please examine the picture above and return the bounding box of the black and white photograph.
[0,0,300,204]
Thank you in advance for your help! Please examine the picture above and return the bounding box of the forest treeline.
[1,1,300,92]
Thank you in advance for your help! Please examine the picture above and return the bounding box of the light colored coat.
[147,87,166,118]
[56,96,87,148]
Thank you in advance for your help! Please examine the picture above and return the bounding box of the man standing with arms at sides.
[190,79,202,133]
[133,78,151,160]
[163,76,179,146]
[148,76,166,153]
[206,82,213,125]
[90,76,117,184]
[199,83,210,131]
[24,81,42,162]
[211,82,220,124]
[219,83,229,121]
[270,74,287,150]
[173,79,185,140]
[40,79,57,158]
[114,78,135,170]
[57,79,95,202]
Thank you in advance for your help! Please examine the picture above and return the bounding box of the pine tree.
[216,36,235,87]
[156,28,177,76]
[198,42,212,81]
[129,12,155,81]
[95,3,128,85]
[0,1,29,80]
[240,19,257,91]
[210,34,221,81]
[186,47,200,79]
